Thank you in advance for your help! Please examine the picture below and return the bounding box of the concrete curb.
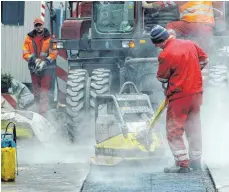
[207,166,229,192]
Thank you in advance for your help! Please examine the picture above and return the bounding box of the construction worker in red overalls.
[22,18,57,117]
[150,25,209,173]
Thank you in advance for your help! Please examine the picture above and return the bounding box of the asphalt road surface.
[2,85,229,192]
[1,137,215,192]
[81,160,215,192]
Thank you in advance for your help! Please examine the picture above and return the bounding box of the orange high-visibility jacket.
[23,28,57,64]
[179,1,214,25]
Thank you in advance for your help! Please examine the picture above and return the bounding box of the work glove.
[35,58,42,65]
[29,58,41,73]
[142,1,162,9]
[34,61,47,75]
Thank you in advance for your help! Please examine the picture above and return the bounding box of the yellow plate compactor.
[90,82,166,166]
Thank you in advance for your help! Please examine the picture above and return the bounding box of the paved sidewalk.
[1,163,89,192]
[207,164,229,192]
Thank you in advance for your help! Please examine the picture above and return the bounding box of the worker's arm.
[194,43,209,70]
[212,2,224,18]
[22,36,36,63]
[142,1,176,9]
[46,37,58,63]
[157,52,171,83]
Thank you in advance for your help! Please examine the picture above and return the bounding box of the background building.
[1,1,65,83]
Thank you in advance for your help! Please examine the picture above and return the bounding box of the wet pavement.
[2,85,229,192]
[1,163,89,192]
[80,160,215,192]
[1,136,93,192]
[1,136,216,192]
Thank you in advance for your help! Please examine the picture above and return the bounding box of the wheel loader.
[51,1,229,141]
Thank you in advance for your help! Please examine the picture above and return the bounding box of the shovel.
[136,99,167,150]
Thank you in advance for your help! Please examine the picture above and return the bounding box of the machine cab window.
[93,1,135,33]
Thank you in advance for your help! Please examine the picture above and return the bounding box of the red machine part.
[58,2,92,60]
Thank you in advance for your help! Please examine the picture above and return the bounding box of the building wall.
[1,1,43,83]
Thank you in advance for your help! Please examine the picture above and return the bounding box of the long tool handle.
[147,99,167,133]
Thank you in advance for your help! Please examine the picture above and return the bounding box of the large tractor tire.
[90,68,112,110]
[66,69,89,141]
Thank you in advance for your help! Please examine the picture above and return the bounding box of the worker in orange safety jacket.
[150,25,209,173]
[22,18,57,116]
[143,1,215,52]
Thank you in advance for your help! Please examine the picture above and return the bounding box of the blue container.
[1,133,16,148]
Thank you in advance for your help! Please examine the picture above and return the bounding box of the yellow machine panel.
[1,147,16,181]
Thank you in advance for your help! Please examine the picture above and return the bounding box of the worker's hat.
[150,25,169,44]
[33,18,44,26]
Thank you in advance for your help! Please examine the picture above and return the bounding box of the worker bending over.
[143,1,215,52]
[150,25,209,173]
[22,18,57,117]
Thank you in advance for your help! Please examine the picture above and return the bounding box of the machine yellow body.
[91,82,165,166]
[91,132,162,166]
[1,147,16,181]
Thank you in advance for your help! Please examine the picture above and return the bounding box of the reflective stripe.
[200,58,209,65]
[23,50,30,53]
[175,154,189,161]
[40,52,48,57]
[181,11,213,18]
[190,151,202,160]
[191,151,202,156]
[157,77,168,83]
[173,149,188,156]
[184,4,212,11]
[180,4,213,19]
[151,27,167,40]
[180,3,214,24]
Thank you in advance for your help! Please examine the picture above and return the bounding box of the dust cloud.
[17,112,95,165]
[202,75,229,167]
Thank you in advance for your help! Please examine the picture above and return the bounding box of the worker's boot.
[190,159,203,171]
[164,165,190,173]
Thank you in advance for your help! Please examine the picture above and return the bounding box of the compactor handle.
[119,82,140,94]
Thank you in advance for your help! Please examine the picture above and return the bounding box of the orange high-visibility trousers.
[166,93,203,167]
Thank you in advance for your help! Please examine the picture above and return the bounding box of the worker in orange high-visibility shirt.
[22,18,57,117]
[166,1,215,52]
[143,1,215,52]
[150,25,209,173]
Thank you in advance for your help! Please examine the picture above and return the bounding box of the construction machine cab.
[52,1,229,142]
[63,1,145,39]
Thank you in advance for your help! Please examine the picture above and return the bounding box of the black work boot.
[190,159,203,171]
[164,165,191,173]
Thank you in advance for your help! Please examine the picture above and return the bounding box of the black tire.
[66,69,89,141]
[90,68,112,109]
